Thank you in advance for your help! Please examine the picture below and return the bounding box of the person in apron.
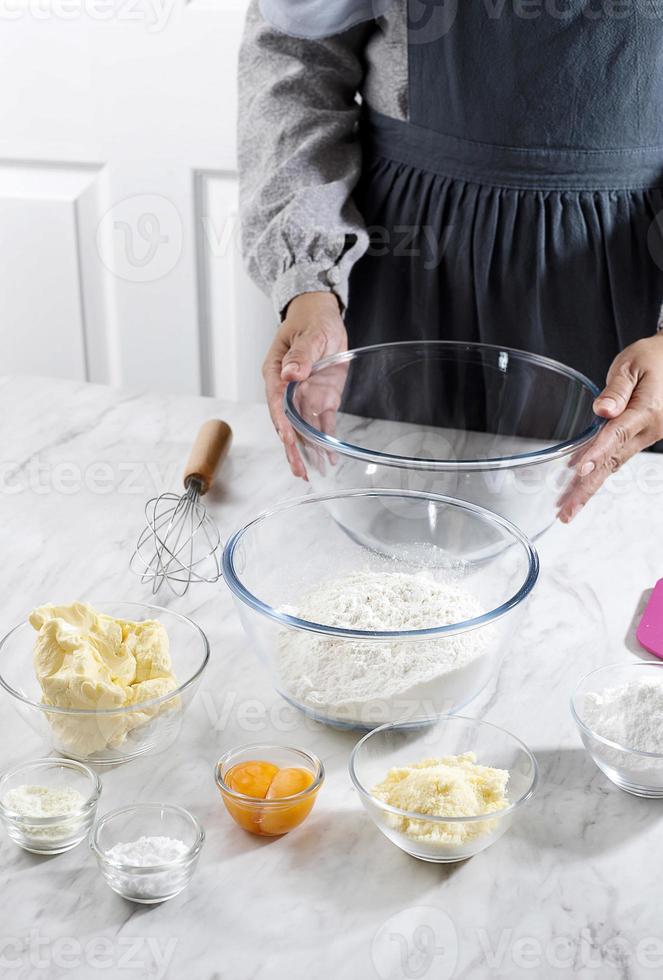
[238,0,663,520]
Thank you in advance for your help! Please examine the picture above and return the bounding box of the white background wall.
[0,0,274,400]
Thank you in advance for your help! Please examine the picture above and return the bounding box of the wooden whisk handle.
[183,419,232,495]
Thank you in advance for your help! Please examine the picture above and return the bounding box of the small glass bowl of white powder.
[91,803,204,903]
[0,758,101,854]
[572,662,663,797]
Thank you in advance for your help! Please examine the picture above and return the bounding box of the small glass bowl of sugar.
[572,662,663,798]
[90,803,204,904]
[0,758,101,854]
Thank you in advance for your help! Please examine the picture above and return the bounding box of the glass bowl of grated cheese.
[223,489,539,730]
[349,715,539,862]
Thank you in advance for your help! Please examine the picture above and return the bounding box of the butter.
[30,603,178,756]
[371,752,509,846]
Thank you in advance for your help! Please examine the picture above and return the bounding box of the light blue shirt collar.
[259,0,393,37]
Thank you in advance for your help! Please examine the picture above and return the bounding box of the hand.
[262,291,347,478]
[557,334,663,522]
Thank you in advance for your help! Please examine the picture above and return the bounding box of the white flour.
[277,571,493,725]
[4,784,84,818]
[3,784,87,845]
[584,677,663,752]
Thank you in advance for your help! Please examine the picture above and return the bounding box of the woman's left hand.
[557,334,663,523]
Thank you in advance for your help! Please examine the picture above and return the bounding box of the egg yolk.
[225,761,279,798]
[221,760,318,836]
[265,767,314,799]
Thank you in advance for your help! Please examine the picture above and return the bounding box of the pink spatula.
[637,579,663,659]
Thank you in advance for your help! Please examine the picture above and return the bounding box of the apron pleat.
[348,136,663,407]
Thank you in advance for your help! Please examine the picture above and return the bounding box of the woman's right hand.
[262,291,347,478]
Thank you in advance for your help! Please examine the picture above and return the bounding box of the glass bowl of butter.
[0,602,209,766]
[349,715,538,862]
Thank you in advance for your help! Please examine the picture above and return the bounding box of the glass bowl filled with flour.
[223,489,539,729]
[0,758,101,853]
[572,662,663,797]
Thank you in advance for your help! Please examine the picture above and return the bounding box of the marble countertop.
[1,374,661,980]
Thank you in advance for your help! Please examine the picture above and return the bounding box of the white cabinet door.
[0,0,274,400]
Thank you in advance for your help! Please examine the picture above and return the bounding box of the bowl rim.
[222,488,540,638]
[90,802,205,870]
[0,757,101,822]
[348,715,540,823]
[571,661,663,758]
[214,744,325,804]
[284,340,602,471]
[0,601,210,716]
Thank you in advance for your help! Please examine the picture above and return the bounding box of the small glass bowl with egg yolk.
[215,744,324,836]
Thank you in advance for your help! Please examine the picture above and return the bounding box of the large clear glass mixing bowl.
[285,341,602,541]
[222,489,539,730]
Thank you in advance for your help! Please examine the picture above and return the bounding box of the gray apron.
[346,0,663,414]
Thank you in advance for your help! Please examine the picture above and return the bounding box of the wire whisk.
[131,420,232,596]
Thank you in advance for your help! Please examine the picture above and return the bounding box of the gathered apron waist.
[361,107,663,192]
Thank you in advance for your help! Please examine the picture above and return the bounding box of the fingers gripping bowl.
[0,603,209,766]
[222,489,539,730]
[284,341,602,542]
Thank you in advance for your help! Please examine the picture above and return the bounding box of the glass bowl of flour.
[0,758,101,854]
[572,662,663,797]
[222,489,539,730]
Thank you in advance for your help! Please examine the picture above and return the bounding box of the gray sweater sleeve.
[237,1,373,315]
